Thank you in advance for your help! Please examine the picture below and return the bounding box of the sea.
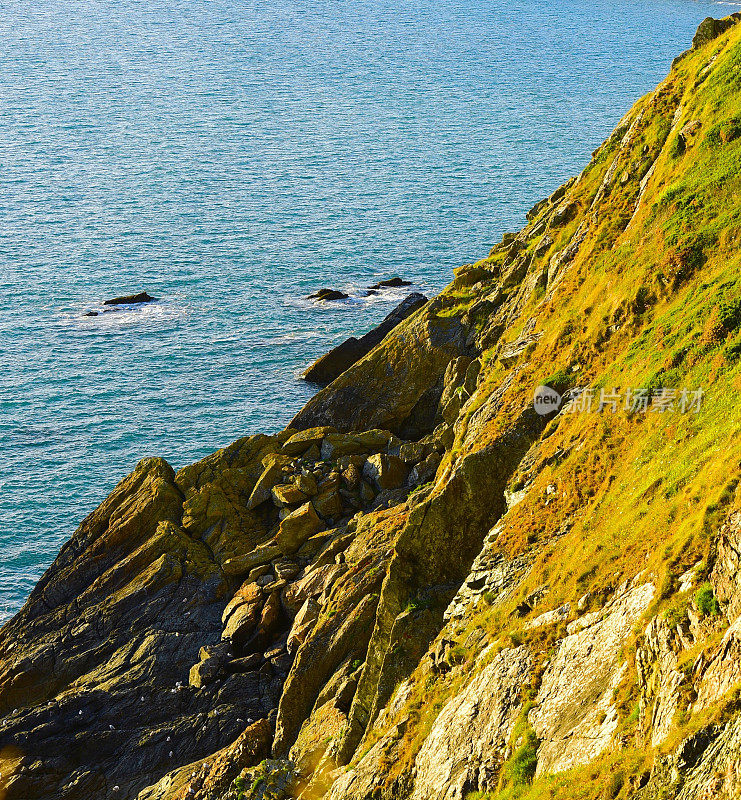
[0,0,726,621]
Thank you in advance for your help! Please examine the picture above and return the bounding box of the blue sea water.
[0,0,726,621]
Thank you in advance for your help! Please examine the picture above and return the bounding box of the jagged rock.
[189,642,231,688]
[295,472,319,496]
[498,331,542,367]
[287,599,320,654]
[712,510,741,621]
[694,615,741,710]
[276,503,324,554]
[525,602,570,630]
[636,616,687,746]
[257,591,283,645]
[274,562,301,581]
[223,587,264,646]
[362,453,408,491]
[223,543,282,577]
[247,454,294,510]
[444,529,531,622]
[398,440,431,465]
[136,719,272,800]
[225,653,263,673]
[410,646,532,800]
[320,430,391,460]
[232,758,297,800]
[551,200,577,226]
[0,457,269,800]
[409,451,441,486]
[534,233,553,256]
[639,716,741,800]
[302,294,427,386]
[283,564,346,617]
[291,305,471,437]
[359,481,375,504]
[368,277,412,289]
[341,463,362,491]
[313,487,344,520]
[272,483,308,506]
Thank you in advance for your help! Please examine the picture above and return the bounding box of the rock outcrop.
[302,293,428,386]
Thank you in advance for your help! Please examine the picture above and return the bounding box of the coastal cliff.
[3,15,741,800]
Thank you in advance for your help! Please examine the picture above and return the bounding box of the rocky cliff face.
[3,15,741,800]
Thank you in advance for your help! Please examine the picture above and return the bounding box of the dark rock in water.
[84,311,99,317]
[302,292,427,387]
[368,277,412,290]
[103,291,157,306]
[308,288,349,302]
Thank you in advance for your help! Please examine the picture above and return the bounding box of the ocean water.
[0,0,725,621]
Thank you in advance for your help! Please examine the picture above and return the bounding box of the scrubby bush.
[695,582,720,617]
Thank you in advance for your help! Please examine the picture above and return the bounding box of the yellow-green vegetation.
[327,18,741,800]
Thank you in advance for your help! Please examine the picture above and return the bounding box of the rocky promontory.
[3,16,741,800]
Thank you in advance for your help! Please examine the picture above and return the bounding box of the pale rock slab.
[410,646,532,800]
[530,581,655,775]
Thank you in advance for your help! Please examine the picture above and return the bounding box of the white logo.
[533,385,562,416]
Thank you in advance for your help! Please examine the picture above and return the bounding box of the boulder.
[188,642,231,688]
[222,543,282,576]
[222,581,264,626]
[247,453,293,509]
[282,426,336,456]
[399,440,432,464]
[272,483,308,506]
[302,293,427,386]
[362,453,408,491]
[257,591,283,643]
[360,481,375,504]
[320,430,390,460]
[295,472,318,496]
[287,598,321,654]
[341,463,362,491]
[313,488,344,520]
[223,598,263,647]
[551,200,577,226]
[224,653,263,673]
[276,503,324,554]
[103,291,157,305]
[410,451,442,485]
